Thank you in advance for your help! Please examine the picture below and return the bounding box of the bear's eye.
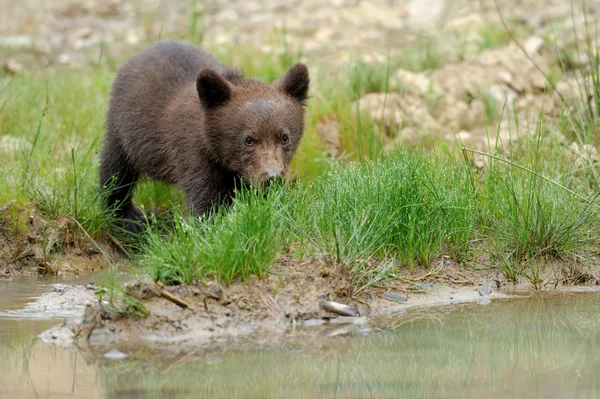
[281,134,289,144]
[244,136,254,146]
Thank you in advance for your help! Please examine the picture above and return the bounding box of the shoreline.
[36,259,600,352]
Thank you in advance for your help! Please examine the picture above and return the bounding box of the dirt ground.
[0,204,119,278]
[39,253,600,351]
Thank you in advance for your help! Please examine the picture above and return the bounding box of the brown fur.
[99,41,309,232]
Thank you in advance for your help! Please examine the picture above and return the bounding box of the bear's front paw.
[117,206,147,234]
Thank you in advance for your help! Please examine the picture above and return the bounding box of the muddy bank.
[0,203,119,278]
[39,256,600,352]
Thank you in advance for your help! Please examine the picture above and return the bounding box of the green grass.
[143,187,286,284]
[477,22,512,53]
[139,140,597,290]
[297,149,475,268]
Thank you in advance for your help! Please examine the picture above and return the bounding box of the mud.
[39,254,600,353]
[0,283,98,319]
[0,204,119,278]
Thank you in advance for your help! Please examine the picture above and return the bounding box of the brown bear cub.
[99,41,310,232]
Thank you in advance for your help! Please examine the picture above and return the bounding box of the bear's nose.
[265,170,282,183]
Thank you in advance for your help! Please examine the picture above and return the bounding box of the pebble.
[477,285,493,296]
[3,59,24,74]
[104,349,128,360]
[0,35,32,49]
[523,36,545,56]
[384,292,408,302]
[57,53,71,65]
[207,284,222,300]
[321,300,359,317]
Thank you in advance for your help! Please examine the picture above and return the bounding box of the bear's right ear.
[196,69,232,108]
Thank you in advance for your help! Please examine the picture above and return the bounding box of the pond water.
[1,277,599,398]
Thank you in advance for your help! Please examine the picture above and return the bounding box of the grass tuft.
[142,186,285,284]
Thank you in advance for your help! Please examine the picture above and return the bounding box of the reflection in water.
[1,292,599,398]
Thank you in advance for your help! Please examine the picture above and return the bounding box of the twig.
[446,278,473,284]
[156,281,193,310]
[462,147,600,208]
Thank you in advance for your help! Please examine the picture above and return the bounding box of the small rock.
[3,58,23,74]
[523,36,545,56]
[0,35,32,49]
[570,52,590,68]
[405,0,444,27]
[446,14,486,35]
[458,130,472,141]
[477,285,493,296]
[207,283,222,300]
[358,2,402,30]
[568,142,599,164]
[383,292,408,302]
[125,28,140,45]
[104,349,128,360]
[57,53,71,65]
[393,68,432,97]
[321,300,359,317]
[72,27,92,40]
[316,119,341,157]
[96,0,122,17]
[356,92,440,135]
[34,41,52,55]
[314,28,335,42]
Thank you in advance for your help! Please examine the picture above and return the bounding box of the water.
[1,278,599,398]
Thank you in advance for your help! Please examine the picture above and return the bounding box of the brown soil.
[39,253,600,352]
[0,204,119,278]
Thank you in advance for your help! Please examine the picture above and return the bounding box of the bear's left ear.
[274,63,310,105]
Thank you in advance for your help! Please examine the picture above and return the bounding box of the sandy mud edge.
[38,257,600,354]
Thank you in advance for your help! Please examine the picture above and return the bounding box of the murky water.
[1,278,599,398]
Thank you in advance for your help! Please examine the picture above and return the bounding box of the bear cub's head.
[196,63,309,184]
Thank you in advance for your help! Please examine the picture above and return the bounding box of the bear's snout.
[248,146,287,184]
[265,170,283,184]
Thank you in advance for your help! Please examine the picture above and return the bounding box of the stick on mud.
[156,281,193,310]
